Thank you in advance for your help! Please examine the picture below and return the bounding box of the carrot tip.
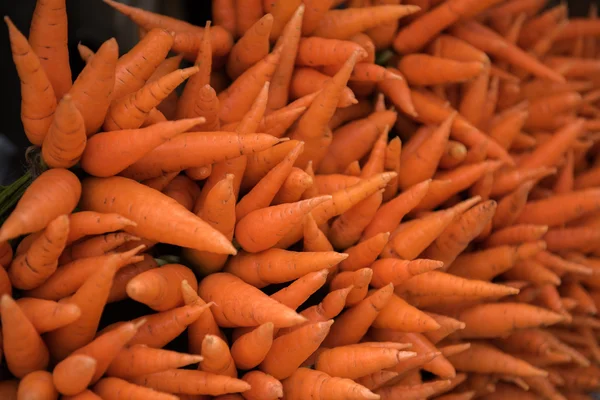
[133,318,148,330]
[278,138,291,142]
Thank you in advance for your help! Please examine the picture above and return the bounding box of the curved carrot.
[66,211,136,245]
[399,54,484,86]
[127,264,197,311]
[16,297,81,333]
[5,16,57,145]
[1,294,49,378]
[17,370,58,400]
[93,376,178,400]
[198,272,306,328]
[28,0,71,99]
[8,214,69,290]
[69,38,118,135]
[0,169,80,243]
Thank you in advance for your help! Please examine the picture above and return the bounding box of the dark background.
[0,0,596,184]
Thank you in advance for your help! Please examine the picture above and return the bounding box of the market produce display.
[2,0,600,398]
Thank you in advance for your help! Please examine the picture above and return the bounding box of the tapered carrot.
[82,118,204,177]
[228,322,274,370]
[69,38,118,136]
[228,14,273,80]
[214,0,236,35]
[447,342,547,377]
[40,94,86,168]
[439,140,468,169]
[422,200,497,268]
[142,172,179,192]
[329,100,374,131]
[16,297,81,333]
[516,188,600,227]
[553,149,574,194]
[561,282,597,315]
[104,66,198,131]
[199,272,306,327]
[313,5,419,40]
[338,232,388,273]
[0,169,80,243]
[237,196,333,253]
[162,175,201,211]
[400,115,455,190]
[260,320,333,380]
[483,224,549,247]
[273,167,313,205]
[242,140,302,190]
[398,55,484,86]
[18,370,58,400]
[8,214,69,290]
[270,269,329,311]
[199,335,237,378]
[147,54,185,120]
[329,268,373,307]
[293,286,353,329]
[320,110,397,174]
[355,370,399,392]
[184,175,235,276]
[239,371,281,400]
[126,264,196,311]
[323,283,394,348]
[108,255,158,303]
[1,294,49,378]
[130,369,250,396]
[382,197,481,260]
[302,214,334,253]
[282,367,379,400]
[106,345,203,379]
[370,258,443,288]
[225,248,346,288]
[372,292,441,332]
[66,212,136,245]
[5,16,57,145]
[25,245,144,301]
[316,345,415,379]
[235,0,264,37]
[422,312,466,344]
[93,377,178,400]
[492,180,535,229]
[457,303,564,339]
[290,68,357,108]
[490,166,556,197]
[80,176,236,255]
[52,354,97,396]
[376,378,452,399]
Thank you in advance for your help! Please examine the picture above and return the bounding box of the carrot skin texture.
[17,370,58,400]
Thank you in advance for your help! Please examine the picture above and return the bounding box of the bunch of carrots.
[3,0,600,398]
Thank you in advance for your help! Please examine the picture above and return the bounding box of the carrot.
[295,286,353,327]
[491,166,556,197]
[129,369,250,396]
[147,54,185,120]
[228,14,273,79]
[52,354,97,396]
[16,297,81,333]
[315,345,416,379]
[235,0,264,37]
[355,370,400,392]
[106,344,203,379]
[320,110,397,174]
[0,241,12,267]
[370,258,443,288]
[383,137,402,201]
[10,215,69,290]
[290,69,357,109]
[270,269,329,311]
[423,312,466,344]
[382,196,481,260]
[492,181,535,230]
[398,55,484,86]
[273,167,314,204]
[93,377,178,400]
[561,282,597,315]
[376,379,452,399]
[65,212,136,245]
[313,5,418,40]
[200,334,237,378]
[28,0,71,99]
[282,367,379,400]
[323,283,394,348]
[80,176,237,254]
[329,100,374,130]
[199,272,306,327]
[104,66,198,131]
[241,371,282,400]
[162,175,201,211]
[126,263,197,311]
[25,245,144,301]
[372,292,441,332]
[5,16,57,145]
[296,38,368,67]
[516,188,600,227]
[1,295,49,377]
[68,38,118,136]
[214,0,236,35]
[483,224,549,247]
[17,370,58,400]
[108,255,158,303]
[229,322,274,370]
[0,169,80,243]
[268,0,302,41]
[421,199,497,268]
[0,381,18,400]
[337,233,387,273]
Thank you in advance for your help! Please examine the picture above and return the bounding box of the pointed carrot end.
[132,318,147,330]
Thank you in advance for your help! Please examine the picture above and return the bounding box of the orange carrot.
[214,0,236,35]
[80,176,237,255]
[492,180,535,229]
[199,334,237,378]
[268,0,302,40]
[270,269,329,311]
[339,232,389,272]
[273,167,314,205]
[52,354,97,396]
[516,189,600,227]
[228,14,273,79]
[66,211,137,245]
[230,322,274,370]
[162,175,201,211]
[329,268,373,307]
[93,376,178,400]
[241,371,282,400]
[17,370,58,400]
[108,255,158,303]
[235,0,264,37]
[129,369,250,396]
[127,264,197,311]
[399,54,484,86]
[372,293,441,332]
[16,297,81,333]
[484,224,549,247]
[282,367,379,400]
[370,258,443,288]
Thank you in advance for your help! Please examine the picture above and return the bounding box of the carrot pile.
[3,0,600,398]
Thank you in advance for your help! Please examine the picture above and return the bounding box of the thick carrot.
[296,286,353,326]
[129,369,250,396]
[8,214,69,290]
[375,379,452,399]
[313,5,419,40]
[80,176,237,255]
[399,54,484,86]
[104,66,198,131]
[228,14,273,79]
[490,166,556,197]
[229,322,274,370]
[355,370,399,392]
[235,0,264,37]
[16,297,81,333]
[199,334,237,378]
[69,38,118,136]
[127,264,197,311]
[517,189,600,227]
[52,354,97,396]
[268,0,302,40]
[25,245,145,301]
[93,377,178,400]
[0,169,80,243]
[17,370,58,400]
[282,367,379,400]
[28,0,71,99]
[5,16,57,145]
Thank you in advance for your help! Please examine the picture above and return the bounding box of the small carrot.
[127,264,197,311]
[69,38,118,135]
[370,258,443,288]
[492,180,535,229]
[0,169,80,243]
[16,297,81,333]
[483,224,549,247]
[129,369,250,396]
[330,268,373,307]
[340,232,390,272]
[93,377,178,400]
[52,354,97,396]
[282,368,379,400]
[162,175,201,211]
[1,294,49,378]
[200,334,237,378]
[108,255,158,303]
[241,371,283,400]
[17,370,58,400]
[268,0,302,40]
[270,269,329,311]
[66,212,135,245]
[399,54,484,86]
[228,14,274,79]
[273,167,314,205]
[372,292,441,332]
[230,322,274,370]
